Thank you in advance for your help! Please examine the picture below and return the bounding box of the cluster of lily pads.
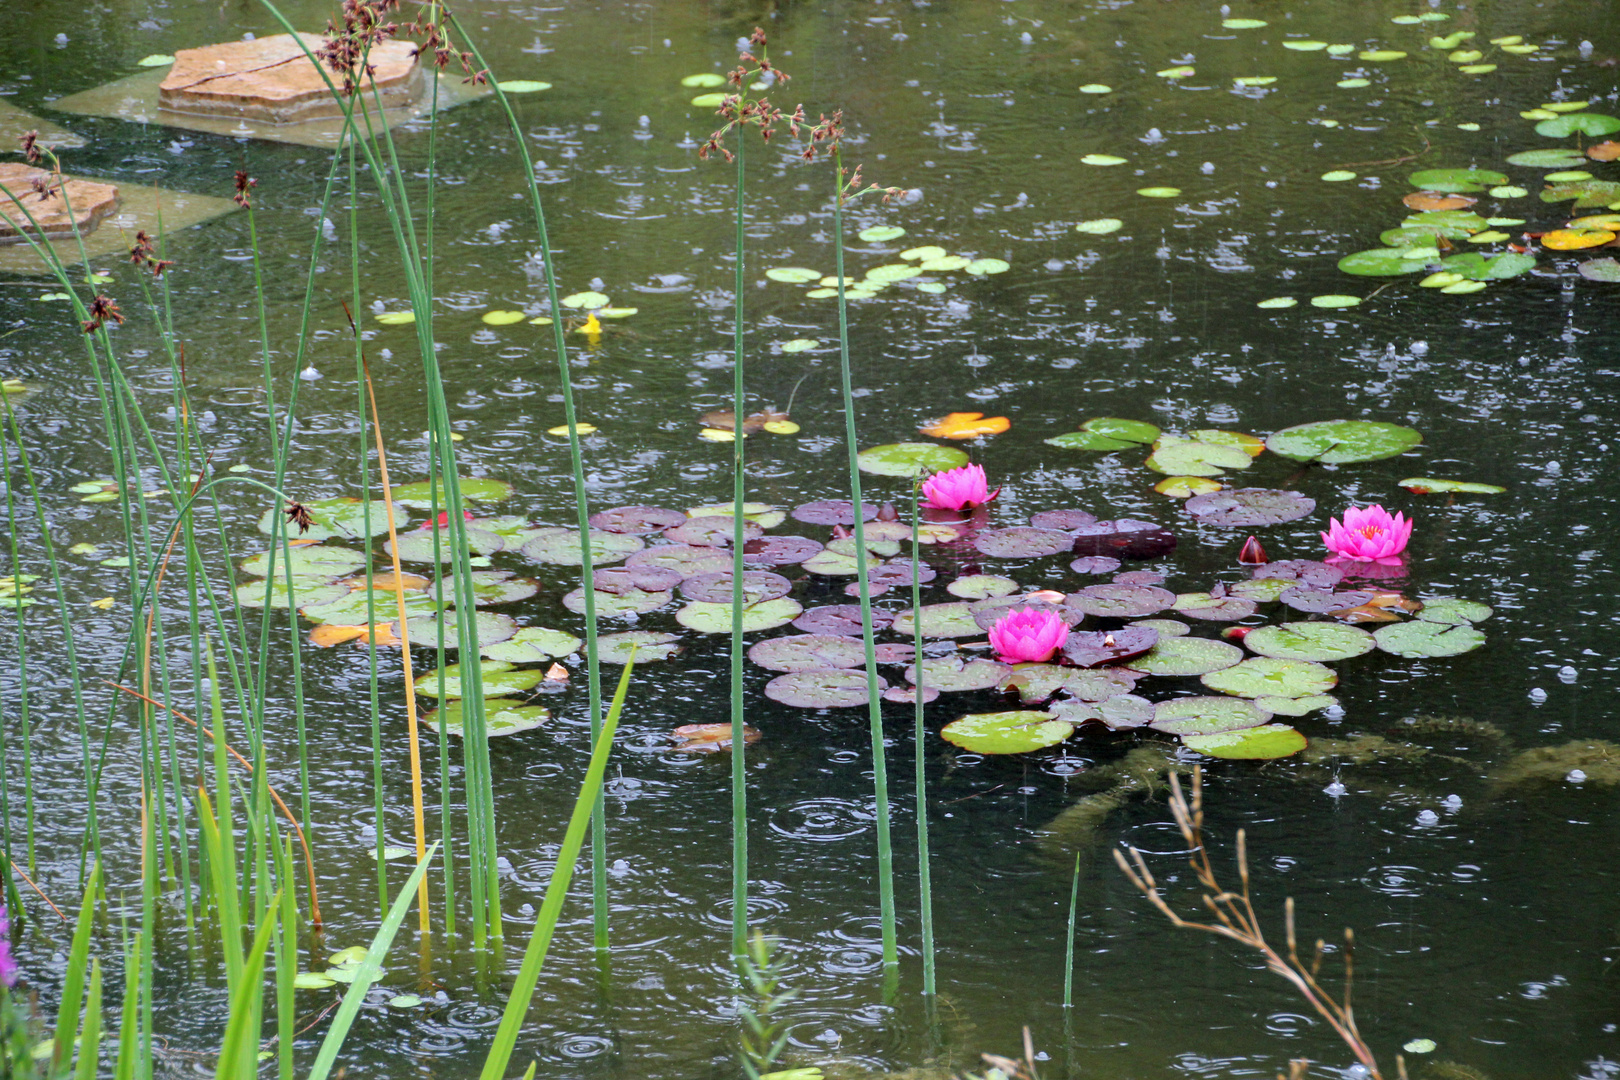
[765,231,1009,302]
[237,423,1489,762]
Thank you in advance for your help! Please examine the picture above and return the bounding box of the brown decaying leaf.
[310,622,402,648]
[699,408,789,434]
[545,663,569,682]
[339,571,431,593]
[1588,141,1620,162]
[1331,591,1422,623]
[1402,191,1477,212]
[668,723,762,752]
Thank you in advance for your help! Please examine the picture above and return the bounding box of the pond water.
[3,0,1620,1078]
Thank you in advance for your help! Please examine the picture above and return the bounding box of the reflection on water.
[2,0,1620,1077]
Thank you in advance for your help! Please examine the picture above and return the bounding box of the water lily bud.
[1238,535,1268,564]
[1221,626,1252,641]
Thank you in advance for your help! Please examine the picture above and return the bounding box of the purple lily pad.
[884,686,941,704]
[563,586,674,616]
[1066,583,1176,618]
[748,634,867,671]
[791,500,879,526]
[1114,570,1166,586]
[1050,693,1154,730]
[665,517,764,547]
[973,527,1075,559]
[763,668,887,709]
[625,544,734,578]
[1254,560,1343,589]
[588,505,687,534]
[905,656,1013,692]
[1063,627,1159,668]
[1071,520,1177,561]
[1184,488,1317,527]
[1001,664,1139,704]
[681,570,794,604]
[792,605,896,636]
[851,562,937,593]
[1173,592,1261,622]
[741,535,824,567]
[1280,586,1375,614]
[1029,509,1099,530]
[873,643,916,664]
[1069,556,1122,575]
[591,565,684,594]
[971,598,1081,631]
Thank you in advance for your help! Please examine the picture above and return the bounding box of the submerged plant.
[1322,505,1414,562]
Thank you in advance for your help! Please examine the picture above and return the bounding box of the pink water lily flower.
[921,463,998,511]
[1321,504,1413,562]
[988,608,1070,664]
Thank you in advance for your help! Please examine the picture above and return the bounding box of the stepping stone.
[159,33,423,124]
[0,164,120,244]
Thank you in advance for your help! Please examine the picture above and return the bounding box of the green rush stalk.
[910,479,936,994]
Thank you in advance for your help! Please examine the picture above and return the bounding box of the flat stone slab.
[0,182,237,275]
[0,164,121,244]
[159,33,422,124]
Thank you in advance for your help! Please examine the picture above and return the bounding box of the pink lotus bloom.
[988,608,1070,664]
[921,464,997,511]
[1321,504,1413,562]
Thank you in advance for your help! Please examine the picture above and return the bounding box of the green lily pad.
[1201,657,1337,698]
[387,996,424,1009]
[481,626,582,663]
[1078,83,1113,93]
[1046,431,1137,451]
[240,545,367,581]
[1440,252,1536,280]
[906,656,1014,692]
[1541,179,1620,209]
[856,442,970,478]
[1282,41,1327,51]
[866,263,923,283]
[1171,592,1259,621]
[1265,419,1422,463]
[1067,584,1175,618]
[1578,258,1620,282]
[385,527,506,563]
[1145,436,1253,477]
[430,571,539,606]
[766,267,821,283]
[138,54,176,67]
[1001,664,1138,705]
[964,258,1011,275]
[1360,50,1407,61]
[901,246,948,261]
[298,589,440,625]
[496,80,550,93]
[1082,417,1159,443]
[257,498,402,541]
[763,669,885,709]
[1407,168,1508,193]
[691,92,730,107]
[563,586,673,616]
[1535,113,1620,138]
[1182,723,1307,760]
[799,550,882,576]
[1081,154,1128,166]
[1373,620,1485,658]
[468,515,553,546]
[560,291,611,309]
[402,610,518,649]
[1254,693,1337,717]
[1126,636,1244,676]
[414,660,543,699]
[294,972,336,990]
[946,574,1020,599]
[1506,148,1589,168]
[1137,187,1182,198]
[1222,17,1267,28]
[1157,66,1196,79]
[1338,248,1431,276]
[1244,622,1375,661]
[519,529,644,566]
[391,477,513,507]
[1149,696,1272,735]
[234,578,348,610]
[941,711,1072,755]
[893,601,982,639]
[1321,170,1356,182]
[423,698,551,738]
[675,598,802,633]
[682,73,726,87]
[597,631,683,664]
[858,226,907,243]
[1337,79,1371,89]
[1399,477,1505,495]
[1075,218,1124,234]
[1415,597,1493,625]
[1257,297,1297,309]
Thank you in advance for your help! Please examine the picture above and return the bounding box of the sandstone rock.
[0,164,121,244]
[159,33,422,124]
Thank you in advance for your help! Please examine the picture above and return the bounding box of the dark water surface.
[3,0,1620,1077]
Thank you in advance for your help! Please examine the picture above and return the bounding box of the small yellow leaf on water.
[528,316,553,326]
[699,428,740,442]
[420,431,464,442]
[90,597,116,610]
[481,310,527,326]
[762,420,800,434]
[547,423,598,435]
[69,543,99,555]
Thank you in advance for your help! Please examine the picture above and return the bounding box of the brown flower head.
[82,294,124,335]
[284,500,315,534]
[698,27,792,164]
[18,130,39,164]
[232,170,256,208]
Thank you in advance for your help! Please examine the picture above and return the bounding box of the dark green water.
[3,0,1620,1077]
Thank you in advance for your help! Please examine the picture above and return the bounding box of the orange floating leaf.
[545,662,570,682]
[669,723,762,752]
[1402,191,1477,211]
[1587,140,1620,162]
[309,622,401,648]
[340,570,431,593]
[919,411,1011,440]
[1542,227,1616,250]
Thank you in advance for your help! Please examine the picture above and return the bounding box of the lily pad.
[1440,252,1536,280]
[597,631,683,664]
[675,597,802,634]
[299,589,440,625]
[392,477,513,506]
[429,570,538,606]
[1184,488,1315,526]
[1145,436,1253,477]
[1265,420,1422,464]
[1399,477,1505,495]
[1127,636,1244,676]
[560,290,611,309]
[765,267,821,283]
[964,258,1011,275]
[972,527,1073,559]
[1280,587,1374,615]
[1541,179,1620,209]
[940,711,1072,754]
[1172,592,1260,621]
[1244,622,1374,661]
[386,527,506,563]
[1137,187,1182,199]
[481,626,583,664]
[858,226,907,243]
[1535,113,1620,138]
[1414,597,1492,625]
[1201,657,1337,698]
[1181,723,1307,760]
[680,570,792,604]
[1506,148,1589,168]
[1149,696,1272,735]
[1338,248,1431,277]
[1045,430,1140,451]
[947,574,1020,599]
[257,498,401,541]
[906,656,1013,692]
[414,660,543,699]
[1029,509,1099,531]
[800,550,882,577]
[1063,627,1159,668]
[563,586,673,616]
[626,543,733,577]
[520,529,644,566]
[1577,258,1620,282]
[663,516,762,547]
[741,535,825,567]
[749,634,867,671]
[918,256,972,272]
[1067,583,1176,618]
[240,545,367,581]
[1075,218,1124,234]
[764,668,885,708]
[588,506,687,534]
[1081,154,1128,167]
[234,579,348,610]
[1070,520,1177,560]
[1373,620,1485,658]
[1254,694,1337,717]
[791,499,882,526]
[423,698,551,738]
[892,601,982,638]
[402,610,517,649]
[1408,168,1507,193]
[1084,418,1160,443]
[792,605,895,636]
